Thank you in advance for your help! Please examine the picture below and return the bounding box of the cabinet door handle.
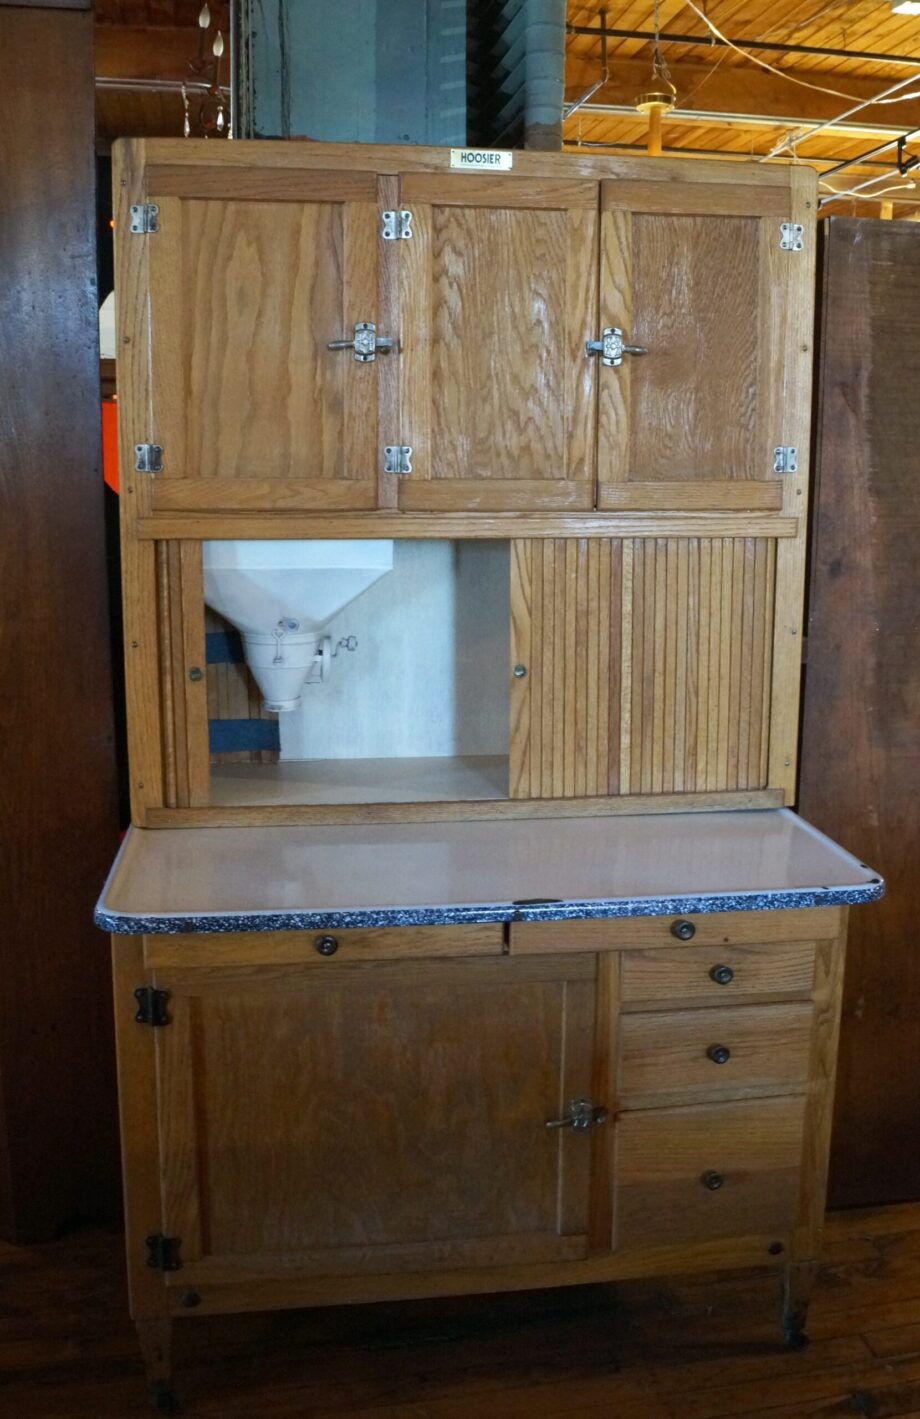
[585,327,648,367]
[327,322,394,362]
[545,1097,608,1131]
[707,1044,731,1064]
[701,1170,725,1190]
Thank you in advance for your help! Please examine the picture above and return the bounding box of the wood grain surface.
[5,1201,920,1417]
[800,218,920,1208]
[398,178,598,510]
[614,1097,807,1249]
[0,4,120,1239]
[146,187,379,509]
[510,537,777,799]
[153,958,596,1270]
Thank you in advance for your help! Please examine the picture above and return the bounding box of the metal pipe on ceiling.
[565,7,608,119]
[570,102,913,141]
[565,22,920,69]
[562,137,895,169]
[821,127,920,176]
[95,76,231,95]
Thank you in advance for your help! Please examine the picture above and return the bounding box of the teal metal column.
[239,0,467,144]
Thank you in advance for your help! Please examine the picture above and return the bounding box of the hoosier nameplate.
[450,148,513,171]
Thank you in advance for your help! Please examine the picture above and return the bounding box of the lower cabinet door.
[614,1096,807,1250]
[153,956,599,1283]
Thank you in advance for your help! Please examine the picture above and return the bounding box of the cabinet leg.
[136,1317,179,1413]
[780,1261,816,1350]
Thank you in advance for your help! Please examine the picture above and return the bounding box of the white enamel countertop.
[96,809,883,934]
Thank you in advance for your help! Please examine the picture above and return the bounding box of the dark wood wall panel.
[0,4,120,1238]
[801,218,920,1208]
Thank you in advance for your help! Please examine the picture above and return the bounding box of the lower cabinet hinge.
[134,986,171,1027]
[134,443,163,474]
[773,446,798,474]
[146,1234,182,1272]
[779,221,804,251]
[383,445,413,475]
[130,203,160,234]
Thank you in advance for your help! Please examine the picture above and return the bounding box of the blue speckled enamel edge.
[95,879,885,935]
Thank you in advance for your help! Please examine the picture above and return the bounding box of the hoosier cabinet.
[98,139,882,1413]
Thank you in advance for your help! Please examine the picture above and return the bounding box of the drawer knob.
[707,1044,731,1064]
[671,918,696,940]
[701,1170,725,1191]
[314,934,339,957]
[710,964,734,985]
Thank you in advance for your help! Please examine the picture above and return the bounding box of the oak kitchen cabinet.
[101,141,877,1413]
[99,813,881,1411]
[122,143,812,520]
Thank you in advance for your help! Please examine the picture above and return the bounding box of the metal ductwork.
[237,0,565,148]
[238,0,468,144]
[467,0,564,149]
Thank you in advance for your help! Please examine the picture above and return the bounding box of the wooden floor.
[6,1205,920,1417]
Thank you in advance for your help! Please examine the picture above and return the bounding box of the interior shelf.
[209,755,509,806]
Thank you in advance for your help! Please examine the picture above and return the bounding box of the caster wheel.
[784,1328,809,1352]
[151,1383,181,1414]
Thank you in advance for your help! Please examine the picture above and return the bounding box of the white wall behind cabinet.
[279,541,510,761]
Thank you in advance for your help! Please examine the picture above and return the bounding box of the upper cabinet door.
[396,173,600,512]
[145,167,380,514]
[596,179,800,513]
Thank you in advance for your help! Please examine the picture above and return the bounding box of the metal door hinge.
[383,445,412,475]
[780,222,804,251]
[134,986,171,1027]
[145,1234,182,1272]
[585,327,648,367]
[545,1097,608,1132]
[134,443,163,474]
[773,446,798,474]
[326,322,395,362]
[130,203,160,234]
[382,209,413,240]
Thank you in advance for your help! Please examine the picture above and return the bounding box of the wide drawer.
[618,1002,813,1106]
[510,907,840,955]
[143,924,504,969]
[615,1096,807,1250]
[620,941,817,1006]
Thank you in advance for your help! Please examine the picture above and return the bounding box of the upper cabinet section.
[116,142,815,524]
[395,173,599,512]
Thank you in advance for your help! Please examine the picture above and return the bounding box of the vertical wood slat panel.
[510,537,778,801]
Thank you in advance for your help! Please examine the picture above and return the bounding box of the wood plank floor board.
[4,1206,920,1417]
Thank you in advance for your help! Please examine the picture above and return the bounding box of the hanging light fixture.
[182,3,228,138]
[635,0,677,156]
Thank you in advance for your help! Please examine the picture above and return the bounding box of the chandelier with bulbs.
[183,4,228,137]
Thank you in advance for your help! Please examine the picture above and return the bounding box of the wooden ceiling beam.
[565,54,920,133]
[95,23,199,81]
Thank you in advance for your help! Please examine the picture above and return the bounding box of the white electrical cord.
[682,0,920,108]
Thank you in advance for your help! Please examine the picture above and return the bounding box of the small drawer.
[618,1002,813,1106]
[620,941,817,1006]
[615,1096,807,1250]
[510,907,840,955]
[143,924,504,969]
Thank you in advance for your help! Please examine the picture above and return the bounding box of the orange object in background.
[101,398,118,493]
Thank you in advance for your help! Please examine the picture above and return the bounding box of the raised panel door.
[396,173,599,511]
[151,956,599,1287]
[142,166,381,514]
[596,178,811,513]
